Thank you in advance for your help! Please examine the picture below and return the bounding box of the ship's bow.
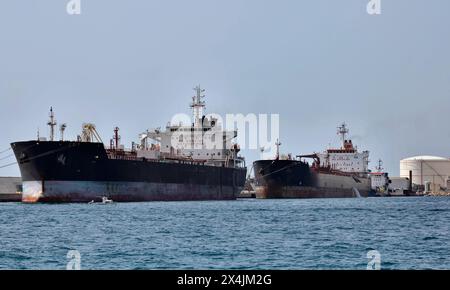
[11,140,107,203]
[253,159,312,198]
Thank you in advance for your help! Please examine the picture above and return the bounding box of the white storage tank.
[400,156,450,192]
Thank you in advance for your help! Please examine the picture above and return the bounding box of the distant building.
[400,156,450,192]
[388,177,411,196]
[0,177,22,202]
[389,177,410,191]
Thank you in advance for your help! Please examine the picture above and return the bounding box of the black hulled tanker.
[12,141,246,202]
[11,87,247,203]
[254,124,372,199]
[253,158,371,198]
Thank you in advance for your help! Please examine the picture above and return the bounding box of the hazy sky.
[1,0,449,177]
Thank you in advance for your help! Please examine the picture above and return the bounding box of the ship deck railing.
[106,151,244,168]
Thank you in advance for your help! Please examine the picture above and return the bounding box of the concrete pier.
[0,177,22,202]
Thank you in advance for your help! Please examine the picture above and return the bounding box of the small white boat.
[101,196,113,204]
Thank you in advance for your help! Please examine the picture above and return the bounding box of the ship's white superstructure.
[370,159,390,193]
[135,86,243,167]
[316,123,369,175]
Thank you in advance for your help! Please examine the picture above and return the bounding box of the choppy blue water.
[0,197,449,269]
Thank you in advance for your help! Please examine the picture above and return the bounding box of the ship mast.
[114,127,120,150]
[375,159,384,172]
[47,107,57,141]
[337,123,349,148]
[275,139,281,160]
[60,123,67,141]
[190,85,206,127]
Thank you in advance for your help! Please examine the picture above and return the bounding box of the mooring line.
[0,147,12,154]
[0,153,14,161]
[0,161,17,169]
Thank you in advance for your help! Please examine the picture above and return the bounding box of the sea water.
[0,197,449,269]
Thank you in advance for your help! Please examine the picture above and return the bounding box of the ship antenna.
[375,159,383,172]
[47,107,57,142]
[337,122,349,148]
[190,85,206,127]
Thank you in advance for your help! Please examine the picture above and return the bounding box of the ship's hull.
[11,141,246,203]
[253,160,370,199]
[21,180,239,202]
